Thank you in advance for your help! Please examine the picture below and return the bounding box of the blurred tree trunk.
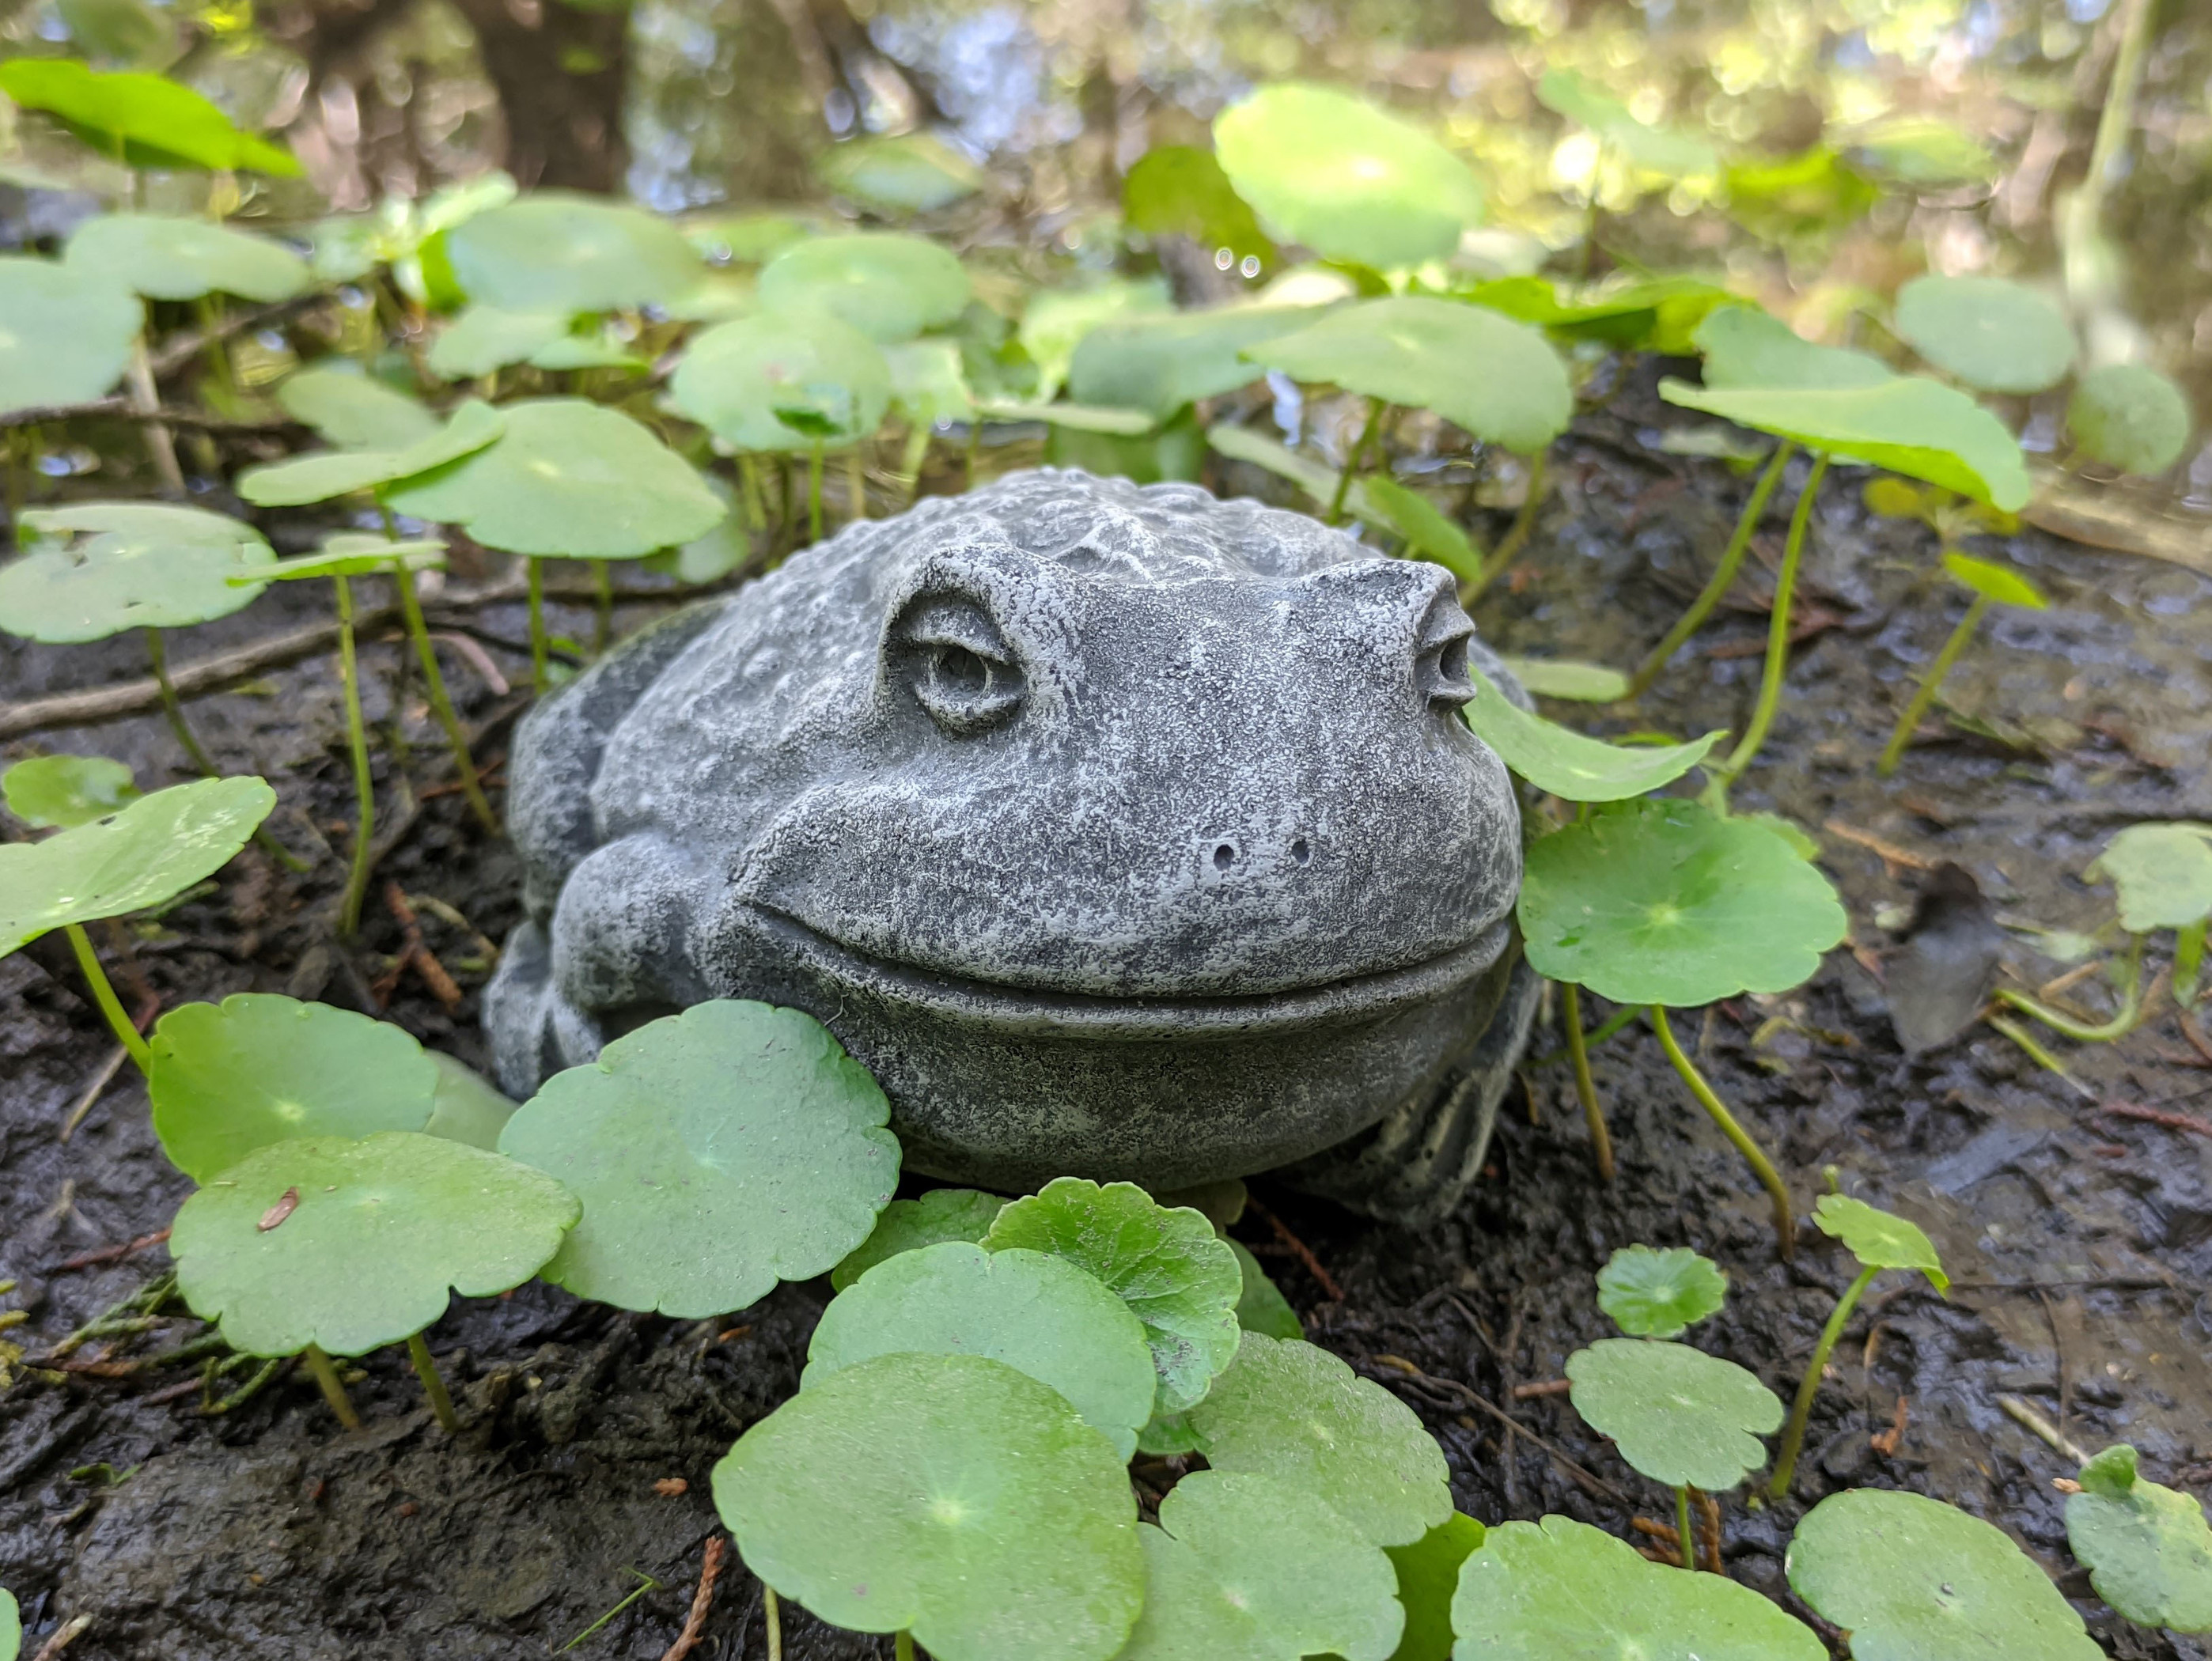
[449,0,630,192]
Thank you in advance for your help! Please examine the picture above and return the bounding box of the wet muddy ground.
[4,382,2210,1659]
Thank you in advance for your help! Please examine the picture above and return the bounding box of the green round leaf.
[1518,796,1847,1005]
[885,338,977,429]
[383,398,726,558]
[1,503,275,642]
[1124,147,1275,270]
[1894,275,2075,395]
[172,1130,578,1356]
[442,192,703,313]
[1536,70,1719,179]
[1387,1512,1487,1661]
[1847,118,1999,190]
[1595,1245,1728,1338]
[1072,305,1316,422]
[1465,675,1722,802]
[1214,84,1483,269]
[1248,298,1570,454]
[757,233,972,346]
[66,214,309,303]
[1360,475,1482,585]
[685,209,821,265]
[1017,277,1170,403]
[1496,656,1630,702]
[238,399,503,507]
[0,60,298,174]
[57,0,175,68]
[983,1177,1242,1416]
[1462,274,1736,356]
[3,754,139,830]
[275,364,439,450]
[149,993,439,1182]
[1942,552,2046,610]
[0,774,274,956]
[1229,1238,1303,1341]
[816,133,983,215]
[0,256,141,415]
[1694,305,1892,391]
[668,312,893,453]
[1116,1470,1403,1661]
[1566,1338,1782,1490]
[1659,373,2030,511]
[0,1586,16,1661]
[498,1000,898,1318]
[1455,1515,1826,1661]
[2086,823,2212,933]
[425,305,571,380]
[2066,1444,2212,1632]
[1787,1488,2104,1661]
[423,1050,517,1152]
[714,1351,1143,1661]
[1725,146,1881,244]
[1813,1194,1947,1289]
[805,1240,1156,1461]
[831,1186,1004,1292]
[255,535,446,583]
[2068,363,2193,477]
[1188,1333,1451,1547]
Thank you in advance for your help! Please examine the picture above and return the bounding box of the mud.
[5,383,2210,1659]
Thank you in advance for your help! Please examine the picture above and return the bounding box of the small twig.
[1820,819,1938,872]
[1511,1379,1572,1398]
[1367,1355,1635,1508]
[660,1536,727,1661]
[1241,1196,1344,1302]
[1870,1396,1910,1457]
[373,883,464,1010]
[1696,1489,1723,1575]
[30,1614,92,1661]
[1630,1515,1686,1566]
[2180,1008,2212,1066]
[59,1050,130,1142]
[53,1229,171,1273]
[2100,1099,2212,1138]
[1998,1393,2093,1466]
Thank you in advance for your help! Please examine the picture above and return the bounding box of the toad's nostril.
[1290,838,1311,865]
[1213,842,1236,872]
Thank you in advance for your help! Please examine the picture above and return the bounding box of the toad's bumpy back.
[485,467,1537,1222]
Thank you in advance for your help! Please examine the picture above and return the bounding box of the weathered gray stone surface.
[485,467,1536,1220]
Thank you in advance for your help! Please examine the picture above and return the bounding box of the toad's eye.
[889,593,1025,735]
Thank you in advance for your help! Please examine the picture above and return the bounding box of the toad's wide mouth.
[747,906,1512,1040]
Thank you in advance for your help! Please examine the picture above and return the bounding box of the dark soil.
[6,391,2210,1659]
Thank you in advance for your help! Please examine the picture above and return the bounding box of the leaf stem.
[146,628,220,777]
[1479,448,1549,585]
[737,453,767,530]
[332,574,377,938]
[303,1342,362,1430]
[1877,596,1988,776]
[590,559,613,656]
[1768,1262,1880,1498]
[1715,452,1829,787]
[847,445,867,521]
[64,922,152,1073]
[765,1587,783,1661]
[895,1633,915,1661]
[1561,982,1615,1182]
[1649,1005,1794,1258]
[1676,1484,1695,1570]
[808,440,825,543]
[2176,920,2205,1008]
[1327,397,1384,526]
[1629,441,1795,696]
[1994,933,2146,1042]
[386,535,495,833]
[407,1332,460,1432]
[526,558,550,689]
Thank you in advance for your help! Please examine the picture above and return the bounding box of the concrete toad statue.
[485,468,1538,1221]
